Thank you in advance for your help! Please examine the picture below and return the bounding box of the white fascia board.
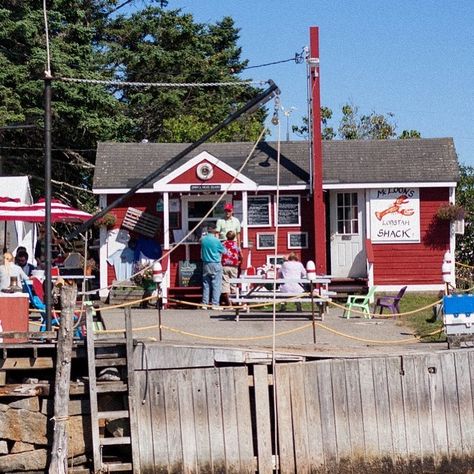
[257,185,308,191]
[154,182,257,192]
[153,150,257,190]
[323,182,457,190]
[93,188,154,195]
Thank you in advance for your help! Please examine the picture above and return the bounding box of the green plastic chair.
[343,286,377,319]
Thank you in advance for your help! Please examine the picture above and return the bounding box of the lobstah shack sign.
[370,188,420,243]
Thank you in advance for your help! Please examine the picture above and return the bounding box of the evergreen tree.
[106,7,265,142]
[0,2,264,207]
[0,1,130,207]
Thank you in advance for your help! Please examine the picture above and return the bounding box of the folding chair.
[343,286,377,319]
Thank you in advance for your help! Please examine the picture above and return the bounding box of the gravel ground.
[98,304,446,358]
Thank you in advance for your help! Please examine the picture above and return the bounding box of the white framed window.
[182,195,231,241]
[276,195,301,226]
[256,232,276,249]
[247,195,271,227]
[336,192,359,235]
[266,255,285,268]
[288,232,308,249]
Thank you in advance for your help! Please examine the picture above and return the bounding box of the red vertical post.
[309,27,327,274]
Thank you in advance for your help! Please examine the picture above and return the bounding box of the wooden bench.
[229,292,331,322]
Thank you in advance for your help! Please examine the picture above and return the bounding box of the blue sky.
[165,0,474,166]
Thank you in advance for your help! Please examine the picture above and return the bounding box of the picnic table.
[229,276,332,326]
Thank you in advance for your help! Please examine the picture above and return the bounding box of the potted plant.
[436,203,465,222]
[132,263,156,291]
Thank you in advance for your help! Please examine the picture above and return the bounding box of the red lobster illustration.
[375,195,414,221]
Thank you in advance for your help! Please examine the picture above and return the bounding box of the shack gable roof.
[93,138,459,191]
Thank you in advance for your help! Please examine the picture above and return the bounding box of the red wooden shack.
[93,138,459,302]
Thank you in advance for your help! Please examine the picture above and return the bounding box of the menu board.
[178,260,202,287]
[277,196,300,225]
[288,232,308,249]
[257,233,276,249]
[248,196,270,226]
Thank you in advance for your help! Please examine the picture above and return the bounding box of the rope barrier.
[94,318,442,344]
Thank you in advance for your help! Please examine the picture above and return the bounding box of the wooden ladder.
[86,305,140,473]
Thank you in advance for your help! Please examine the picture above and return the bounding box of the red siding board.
[373,188,450,285]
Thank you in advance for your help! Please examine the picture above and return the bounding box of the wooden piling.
[49,283,77,473]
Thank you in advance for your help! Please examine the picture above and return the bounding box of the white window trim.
[181,194,232,234]
[256,232,276,250]
[266,255,285,268]
[287,232,308,249]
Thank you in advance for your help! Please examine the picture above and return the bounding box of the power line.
[0,146,96,152]
[242,50,306,70]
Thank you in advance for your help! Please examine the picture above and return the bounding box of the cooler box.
[0,293,29,343]
[443,294,474,335]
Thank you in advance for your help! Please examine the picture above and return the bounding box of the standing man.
[216,203,241,247]
[200,223,225,310]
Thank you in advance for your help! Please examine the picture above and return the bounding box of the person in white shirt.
[216,203,241,247]
[0,252,28,290]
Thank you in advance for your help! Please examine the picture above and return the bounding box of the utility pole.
[44,73,53,330]
[308,27,327,274]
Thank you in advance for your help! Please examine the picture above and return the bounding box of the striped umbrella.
[0,198,92,223]
[0,197,22,252]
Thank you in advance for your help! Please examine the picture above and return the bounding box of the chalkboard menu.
[248,196,270,226]
[278,196,300,225]
[257,233,276,249]
[178,260,203,287]
[288,232,308,249]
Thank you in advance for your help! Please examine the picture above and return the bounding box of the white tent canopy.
[0,176,35,260]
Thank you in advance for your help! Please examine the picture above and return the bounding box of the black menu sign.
[248,197,270,226]
[278,196,299,225]
[178,261,202,287]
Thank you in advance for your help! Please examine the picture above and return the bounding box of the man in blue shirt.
[200,223,225,310]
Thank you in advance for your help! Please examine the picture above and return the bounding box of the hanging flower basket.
[93,212,117,229]
[436,203,465,222]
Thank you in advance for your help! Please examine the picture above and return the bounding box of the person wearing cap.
[200,223,225,310]
[216,202,241,247]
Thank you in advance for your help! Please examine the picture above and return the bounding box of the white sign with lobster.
[370,188,420,243]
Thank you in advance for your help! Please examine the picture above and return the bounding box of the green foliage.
[0,1,264,207]
[0,0,131,208]
[398,293,445,343]
[338,103,397,140]
[293,103,420,141]
[399,129,421,139]
[106,7,263,142]
[455,166,474,263]
[436,203,465,221]
[292,107,335,140]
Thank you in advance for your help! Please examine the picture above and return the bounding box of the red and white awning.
[0,198,93,223]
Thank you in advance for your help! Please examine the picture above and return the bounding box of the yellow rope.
[94,317,443,345]
[327,298,442,318]
[95,321,442,344]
